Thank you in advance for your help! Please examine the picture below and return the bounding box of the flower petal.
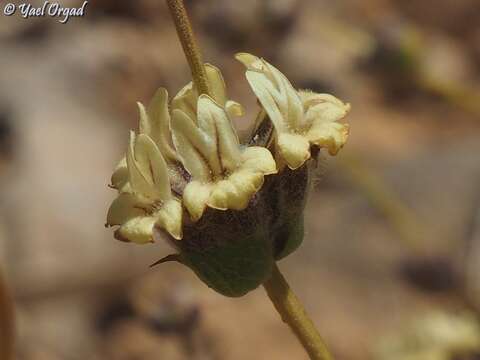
[243,69,287,132]
[134,134,172,200]
[197,95,241,174]
[240,146,277,175]
[301,92,346,106]
[155,199,183,240]
[237,53,304,131]
[225,100,245,118]
[235,53,261,69]
[171,64,237,122]
[205,63,227,105]
[127,131,156,200]
[171,109,213,182]
[183,181,212,221]
[307,122,350,155]
[114,216,157,244]
[110,157,129,191]
[208,170,264,211]
[277,133,311,170]
[140,88,178,162]
[137,101,150,137]
[106,193,145,226]
[302,92,351,126]
[171,82,197,122]
[300,92,351,155]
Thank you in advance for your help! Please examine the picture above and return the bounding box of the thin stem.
[0,268,14,360]
[166,0,211,96]
[263,263,334,360]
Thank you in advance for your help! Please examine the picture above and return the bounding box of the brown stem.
[166,0,211,96]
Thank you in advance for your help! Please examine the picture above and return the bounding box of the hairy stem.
[0,268,14,360]
[263,263,334,360]
[166,0,211,96]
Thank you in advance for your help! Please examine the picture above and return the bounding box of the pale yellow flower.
[167,63,276,221]
[171,93,277,221]
[109,88,181,193]
[236,53,350,170]
[106,88,183,244]
[106,131,183,243]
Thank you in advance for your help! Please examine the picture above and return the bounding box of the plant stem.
[166,0,211,96]
[0,268,14,360]
[263,263,334,360]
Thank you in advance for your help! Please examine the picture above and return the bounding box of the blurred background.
[0,0,480,359]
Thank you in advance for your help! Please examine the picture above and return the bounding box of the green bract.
[159,204,273,297]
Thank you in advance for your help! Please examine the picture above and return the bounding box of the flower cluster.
[106,54,350,296]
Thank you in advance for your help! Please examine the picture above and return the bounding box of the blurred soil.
[0,0,479,359]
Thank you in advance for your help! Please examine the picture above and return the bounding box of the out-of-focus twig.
[338,154,429,256]
[462,175,480,311]
[364,21,480,118]
[0,266,15,360]
[419,75,480,118]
